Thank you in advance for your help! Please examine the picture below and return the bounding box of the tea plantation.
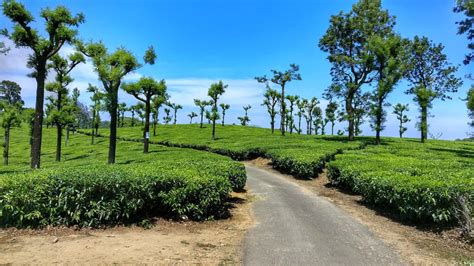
[0,126,246,227]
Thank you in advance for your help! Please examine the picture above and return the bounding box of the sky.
[0,0,473,140]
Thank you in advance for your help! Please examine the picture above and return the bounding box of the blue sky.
[1,0,473,139]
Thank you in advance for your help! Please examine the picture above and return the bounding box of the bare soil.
[246,158,474,265]
[0,192,254,265]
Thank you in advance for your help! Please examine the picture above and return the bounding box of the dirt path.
[0,192,254,265]
[243,163,402,265]
[246,158,474,265]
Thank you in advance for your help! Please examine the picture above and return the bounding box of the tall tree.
[87,84,102,144]
[467,88,474,130]
[80,42,154,163]
[45,53,84,161]
[238,105,251,126]
[122,77,165,153]
[286,95,299,134]
[188,112,197,124]
[151,92,169,136]
[207,81,227,140]
[256,64,301,136]
[262,86,280,134]
[312,106,323,135]
[405,36,462,143]
[353,91,371,136]
[219,103,230,126]
[454,0,474,65]
[393,103,410,138]
[163,108,172,125]
[319,0,395,141]
[194,99,209,128]
[295,98,307,134]
[368,34,407,144]
[2,0,84,168]
[167,102,182,125]
[325,101,338,135]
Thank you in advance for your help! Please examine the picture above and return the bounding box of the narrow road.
[243,164,403,266]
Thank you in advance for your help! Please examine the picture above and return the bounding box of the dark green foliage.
[0,80,23,105]
[468,87,474,129]
[454,0,474,65]
[393,103,410,138]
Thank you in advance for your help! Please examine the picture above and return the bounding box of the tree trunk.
[222,112,225,126]
[399,118,403,138]
[108,91,118,164]
[280,84,286,136]
[200,111,204,128]
[3,126,9,165]
[91,109,96,144]
[66,127,70,147]
[298,115,301,134]
[271,115,275,134]
[375,99,383,145]
[420,104,428,143]
[131,112,135,127]
[31,67,46,169]
[56,125,62,161]
[346,95,355,141]
[144,100,151,153]
[331,122,335,135]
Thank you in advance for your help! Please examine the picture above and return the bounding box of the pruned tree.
[468,88,474,130]
[238,105,251,126]
[286,95,299,134]
[194,99,210,128]
[122,77,166,153]
[87,84,102,144]
[393,103,410,138]
[325,101,338,135]
[117,102,127,127]
[262,86,281,134]
[304,97,319,134]
[2,0,84,168]
[79,42,154,163]
[256,64,301,136]
[188,112,198,124]
[129,103,142,127]
[312,106,323,135]
[454,0,474,65]
[319,0,395,141]
[208,81,227,140]
[151,92,169,136]
[45,53,84,161]
[368,34,407,144]
[295,98,307,134]
[0,80,23,165]
[404,36,462,143]
[167,102,182,125]
[353,91,371,136]
[163,108,172,125]
[220,103,230,126]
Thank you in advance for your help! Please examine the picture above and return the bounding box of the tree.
[286,95,299,134]
[136,102,145,125]
[45,53,84,161]
[0,41,9,55]
[313,106,323,135]
[405,36,462,143]
[80,42,154,163]
[220,103,230,126]
[0,80,22,165]
[325,102,338,135]
[208,81,227,140]
[188,112,197,124]
[393,103,410,138]
[151,92,169,136]
[467,88,474,130]
[87,84,102,144]
[2,0,84,168]
[256,64,301,136]
[117,102,127,127]
[238,105,251,126]
[262,86,281,134]
[194,99,210,128]
[163,108,172,124]
[319,0,395,141]
[353,91,371,136]
[129,103,142,127]
[122,77,165,153]
[304,97,319,134]
[167,102,182,125]
[295,98,307,134]
[0,80,23,105]
[454,0,474,65]
[368,34,407,144]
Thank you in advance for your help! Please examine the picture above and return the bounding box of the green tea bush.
[0,164,232,228]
